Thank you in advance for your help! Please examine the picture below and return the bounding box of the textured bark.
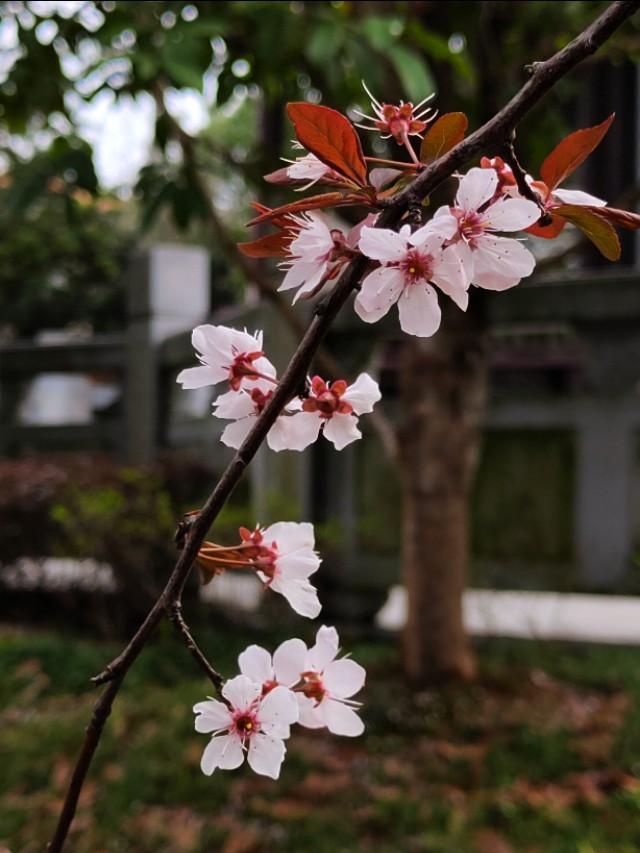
[398,304,488,684]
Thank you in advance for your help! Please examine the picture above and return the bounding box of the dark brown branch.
[166,599,225,694]
[48,3,638,849]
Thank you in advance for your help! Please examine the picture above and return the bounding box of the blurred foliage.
[0,187,130,335]
[1,1,638,333]
[0,453,221,634]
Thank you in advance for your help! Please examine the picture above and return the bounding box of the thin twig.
[48,3,639,849]
[166,599,225,694]
[500,132,551,223]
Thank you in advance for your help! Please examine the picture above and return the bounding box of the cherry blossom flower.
[242,522,322,618]
[281,373,381,451]
[193,674,299,779]
[177,325,276,394]
[238,638,308,692]
[355,222,469,337]
[431,167,540,291]
[354,82,435,163]
[296,626,366,737]
[212,388,311,452]
[278,213,347,303]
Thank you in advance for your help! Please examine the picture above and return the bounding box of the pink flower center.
[398,249,433,285]
[302,376,353,420]
[233,711,259,738]
[238,527,278,578]
[301,671,326,704]
[453,208,486,245]
[228,349,265,391]
[250,388,273,414]
[377,103,427,143]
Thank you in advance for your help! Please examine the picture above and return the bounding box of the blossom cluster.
[178,84,636,783]
[194,626,365,779]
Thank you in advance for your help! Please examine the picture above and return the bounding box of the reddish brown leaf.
[247,192,363,226]
[526,212,567,239]
[540,114,614,190]
[420,112,468,164]
[580,205,640,230]
[554,203,621,260]
[237,231,293,258]
[286,102,368,187]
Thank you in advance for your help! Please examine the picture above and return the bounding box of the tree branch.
[48,3,638,849]
[166,599,225,694]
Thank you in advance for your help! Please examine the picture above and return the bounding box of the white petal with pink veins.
[273,638,308,686]
[262,521,315,555]
[213,390,255,420]
[266,414,312,452]
[269,576,322,618]
[358,226,409,262]
[320,699,364,737]
[472,235,535,290]
[247,733,286,779]
[222,674,262,711]
[553,188,606,207]
[220,417,255,449]
[177,365,223,389]
[397,282,442,337]
[354,266,405,324]
[200,733,244,774]
[482,197,540,231]
[343,373,381,415]
[456,167,497,212]
[323,659,366,698]
[238,644,273,685]
[193,699,232,733]
[322,414,362,450]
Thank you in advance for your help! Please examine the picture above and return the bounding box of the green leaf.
[387,44,435,103]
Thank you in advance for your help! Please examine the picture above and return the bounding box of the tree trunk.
[398,303,488,684]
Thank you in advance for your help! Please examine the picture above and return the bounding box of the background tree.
[1,0,638,684]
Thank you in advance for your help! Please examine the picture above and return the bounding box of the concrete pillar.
[575,402,634,586]
[125,244,209,463]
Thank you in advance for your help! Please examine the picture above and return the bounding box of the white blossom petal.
[397,283,441,337]
[323,659,366,699]
[322,414,362,450]
[553,188,606,207]
[259,685,300,736]
[269,576,322,618]
[247,733,286,779]
[358,226,408,262]
[279,260,325,294]
[276,550,320,580]
[200,733,244,774]
[238,645,274,685]
[344,373,381,415]
[222,674,262,711]
[482,197,540,231]
[456,167,497,212]
[213,390,255,420]
[272,411,322,451]
[193,699,232,733]
[262,521,315,555]
[320,699,364,737]
[220,417,255,449]
[472,235,535,290]
[431,245,470,311]
[273,638,308,686]
[177,366,222,389]
[354,267,404,324]
[297,695,325,729]
[307,625,339,670]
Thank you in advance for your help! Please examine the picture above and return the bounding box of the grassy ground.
[2,620,640,852]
